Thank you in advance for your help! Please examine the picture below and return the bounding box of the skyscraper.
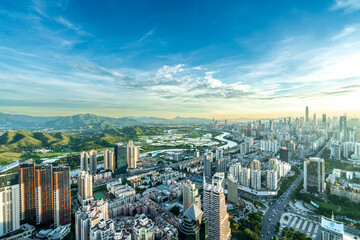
[204,151,213,179]
[179,205,208,240]
[313,113,316,124]
[267,170,277,190]
[212,172,225,190]
[114,143,127,175]
[229,163,241,182]
[183,180,201,213]
[53,166,71,227]
[322,114,327,126]
[104,149,115,173]
[304,157,325,194]
[216,157,226,173]
[35,164,54,225]
[89,150,97,174]
[0,162,20,237]
[80,152,88,172]
[203,181,231,240]
[339,116,347,140]
[77,171,93,205]
[19,162,36,222]
[240,167,250,187]
[269,158,279,179]
[127,141,139,169]
[227,174,238,204]
[215,149,223,161]
[306,106,309,123]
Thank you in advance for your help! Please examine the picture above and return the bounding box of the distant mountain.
[0,113,60,128]
[0,112,211,130]
[39,113,140,130]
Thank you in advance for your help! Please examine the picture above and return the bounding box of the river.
[214,132,238,149]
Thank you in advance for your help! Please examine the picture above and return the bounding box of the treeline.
[230,212,263,240]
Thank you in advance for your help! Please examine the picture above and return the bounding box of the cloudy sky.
[1,0,360,118]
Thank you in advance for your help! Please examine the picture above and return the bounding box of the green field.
[93,191,107,200]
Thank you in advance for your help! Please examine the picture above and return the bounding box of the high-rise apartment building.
[35,164,53,225]
[114,143,127,175]
[229,163,241,182]
[267,170,277,190]
[80,152,88,172]
[89,150,97,174]
[53,166,71,228]
[240,167,250,187]
[216,157,226,173]
[204,151,213,179]
[215,149,223,161]
[203,182,231,240]
[132,214,155,240]
[250,159,261,171]
[77,171,93,205]
[227,174,238,204]
[127,141,139,169]
[19,163,36,222]
[104,149,115,173]
[304,157,325,194]
[179,205,208,240]
[0,162,20,237]
[183,180,201,213]
[251,170,261,190]
[269,158,279,179]
[212,172,225,189]
[340,116,347,140]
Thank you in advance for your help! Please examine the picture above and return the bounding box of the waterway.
[215,132,238,149]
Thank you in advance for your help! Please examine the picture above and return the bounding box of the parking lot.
[280,213,321,239]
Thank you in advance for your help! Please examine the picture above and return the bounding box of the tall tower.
[80,152,88,172]
[0,162,20,236]
[203,182,231,240]
[53,166,71,227]
[183,180,201,213]
[339,115,347,140]
[114,143,127,175]
[89,150,97,174]
[322,114,327,126]
[306,106,309,123]
[77,171,93,205]
[303,157,325,194]
[227,174,238,204]
[104,149,115,173]
[127,141,139,169]
[35,164,54,225]
[204,151,213,179]
[19,163,36,222]
[179,205,208,240]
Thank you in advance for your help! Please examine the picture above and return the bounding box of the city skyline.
[1,0,360,117]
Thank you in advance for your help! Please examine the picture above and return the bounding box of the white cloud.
[331,0,360,13]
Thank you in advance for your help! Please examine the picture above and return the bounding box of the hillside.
[0,126,164,165]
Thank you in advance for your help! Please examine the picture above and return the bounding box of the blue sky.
[1,0,360,118]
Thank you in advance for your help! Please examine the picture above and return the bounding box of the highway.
[259,142,328,239]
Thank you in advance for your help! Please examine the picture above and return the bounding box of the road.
[259,141,328,239]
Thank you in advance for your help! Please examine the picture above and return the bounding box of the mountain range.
[0,113,211,130]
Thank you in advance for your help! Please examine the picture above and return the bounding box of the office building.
[251,170,261,190]
[183,180,201,213]
[35,164,54,225]
[267,170,277,190]
[80,152,88,172]
[53,166,71,228]
[339,116,347,139]
[127,141,139,169]
[179,204,208,240]
[89,150,97,174]
[0,162,20,236]
[304,157,325,194]
[77,171,93,206]
[114,143,127,175]
[321,216,344,240]
[104,149,115,173]
[227,174,238,204]
[322,114,327,126]
[19,163,36,222]
[250,159,261,171]
[204,151,213,179]
[203,181,231,240]
[279,147,291,162]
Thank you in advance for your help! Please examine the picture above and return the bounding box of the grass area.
[322,149,360,173]
[242,195,266,209]
[93,191,107,200]
[0,151,22,165]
